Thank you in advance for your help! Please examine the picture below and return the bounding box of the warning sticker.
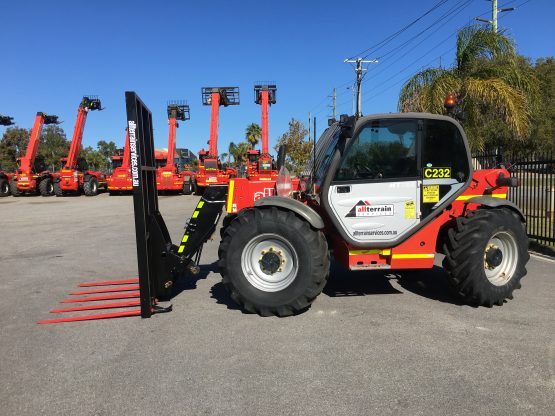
[405,201,416,219]
[422,185,439,203]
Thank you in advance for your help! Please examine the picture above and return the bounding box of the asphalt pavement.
[0,193,553,416]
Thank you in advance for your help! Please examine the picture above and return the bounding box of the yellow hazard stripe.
[226,179,235,212]
[192,211,199,218]
[349,249,391,256]
[456,193,507,201]
[177,246,185,254]
[392,253,435,259]
[197,201,204,209]
[181,235,189,243]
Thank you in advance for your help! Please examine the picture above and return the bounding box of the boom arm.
[254,84,276,155]
[63,96,102,169]
[166,102,190,167]
[122,128,130,170]
[20,112,59,173]
[202,87,239,158]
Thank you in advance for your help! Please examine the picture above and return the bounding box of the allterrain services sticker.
[346,201,394,217]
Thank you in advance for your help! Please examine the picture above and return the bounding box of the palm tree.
[245,123,262,149]
[399,25,538,150]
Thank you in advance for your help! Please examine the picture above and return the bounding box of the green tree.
[399,25,539,150]
[530,57,555,152]
[0,127,29,171]
[245,123,262,149]
[38,125,70,171]
[274,119,312,175]
[228,141,250,165]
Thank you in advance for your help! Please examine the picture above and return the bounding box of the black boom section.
[125,91,227,318]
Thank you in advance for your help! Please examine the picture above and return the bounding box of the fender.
[465,196,525,222]
[254,196,324,229]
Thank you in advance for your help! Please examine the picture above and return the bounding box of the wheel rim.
[1,182,7,194]
[241,233,299,292]
[483,231,519,286]
[91,181,97,192]
[47,182,53,194]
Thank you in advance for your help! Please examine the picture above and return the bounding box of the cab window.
[334,119,417,181]
[422,119,470,182]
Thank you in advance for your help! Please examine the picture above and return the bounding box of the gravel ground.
[0,193,553,416]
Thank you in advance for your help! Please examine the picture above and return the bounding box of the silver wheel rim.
[484,231,518,286]
[91,181,97,193]
[1,182,7,194]
[241,233,298,292]
[47,182,53,194]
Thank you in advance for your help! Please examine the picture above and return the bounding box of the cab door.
[327,118,421,245]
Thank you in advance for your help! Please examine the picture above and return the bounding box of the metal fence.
[472,149,555,246]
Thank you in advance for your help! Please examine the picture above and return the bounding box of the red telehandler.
[156,102,195,194]
[38,92,529,323]
[106,129,132,194]
[54,96,106,196]
[10,112,60,196]
[0,115,15,197]
[194,87,239,194]
[246,84,278,181]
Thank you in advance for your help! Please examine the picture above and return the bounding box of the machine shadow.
[208,260,464,314]
[170,261,219,298]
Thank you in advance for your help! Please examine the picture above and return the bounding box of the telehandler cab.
[54,96,105,196]
[106,129,132,194]
[11,112,60,196]
[38,92,528,323]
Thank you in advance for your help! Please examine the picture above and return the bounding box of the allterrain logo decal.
[128,120,139,187]
[346,201,394,217]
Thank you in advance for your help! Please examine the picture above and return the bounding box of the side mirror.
[277,144,287,170]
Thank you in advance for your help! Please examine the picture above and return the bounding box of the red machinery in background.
[10,112,60,196]
[54,96,105,196]
[156,102,195,194]
[194,87,239,194]
[246,84,278,181]
[0,115,15,197]
[106,129,132,194]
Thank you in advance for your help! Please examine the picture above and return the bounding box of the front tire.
[53,181,64,197]
[218,207,329,316]
[9,180,21,197]
[0,178,10,197]
[39,178,54,196]
[83,177,99,196]
[443,208,529,307]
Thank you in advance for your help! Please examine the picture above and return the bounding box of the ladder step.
[78,278,139,287]
[60,292,140,303]
[37,309,141,324]
[50,300,141,313]
[69,285,139,295]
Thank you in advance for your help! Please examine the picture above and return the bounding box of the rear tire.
[39,178,54,196]
[83,177,99,196]
[218,207,329,316]
[53,181,64,197]
[183,181,192,195]
[9,179,21,197]
[0,178,10,197]
[443,208,529,307]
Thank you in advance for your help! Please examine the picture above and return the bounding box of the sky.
[0,0,553,155]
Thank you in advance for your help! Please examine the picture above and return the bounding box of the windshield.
[112,159,123,169]
[303,124,342,188]
[155,159,167,168]
[205,160,218,171]
[248,154,259,164]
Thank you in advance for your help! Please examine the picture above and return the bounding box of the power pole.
[344,57,378,118]
[308,112,311,141]
[475,0,514,33]
[329,88,336,119]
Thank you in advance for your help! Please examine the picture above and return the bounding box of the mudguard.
[465,196,525,222]
[254,196,324,229]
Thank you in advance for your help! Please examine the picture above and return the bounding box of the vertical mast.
[209,91,220,157]
[254,84,276,156]
[64,96,102,169]
[202,87,240,159]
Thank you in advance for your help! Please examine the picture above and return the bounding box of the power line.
[347,0,449,60]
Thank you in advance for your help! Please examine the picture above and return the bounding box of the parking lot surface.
[0,194,553,416]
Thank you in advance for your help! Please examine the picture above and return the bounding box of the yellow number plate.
[423,167,451,179]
